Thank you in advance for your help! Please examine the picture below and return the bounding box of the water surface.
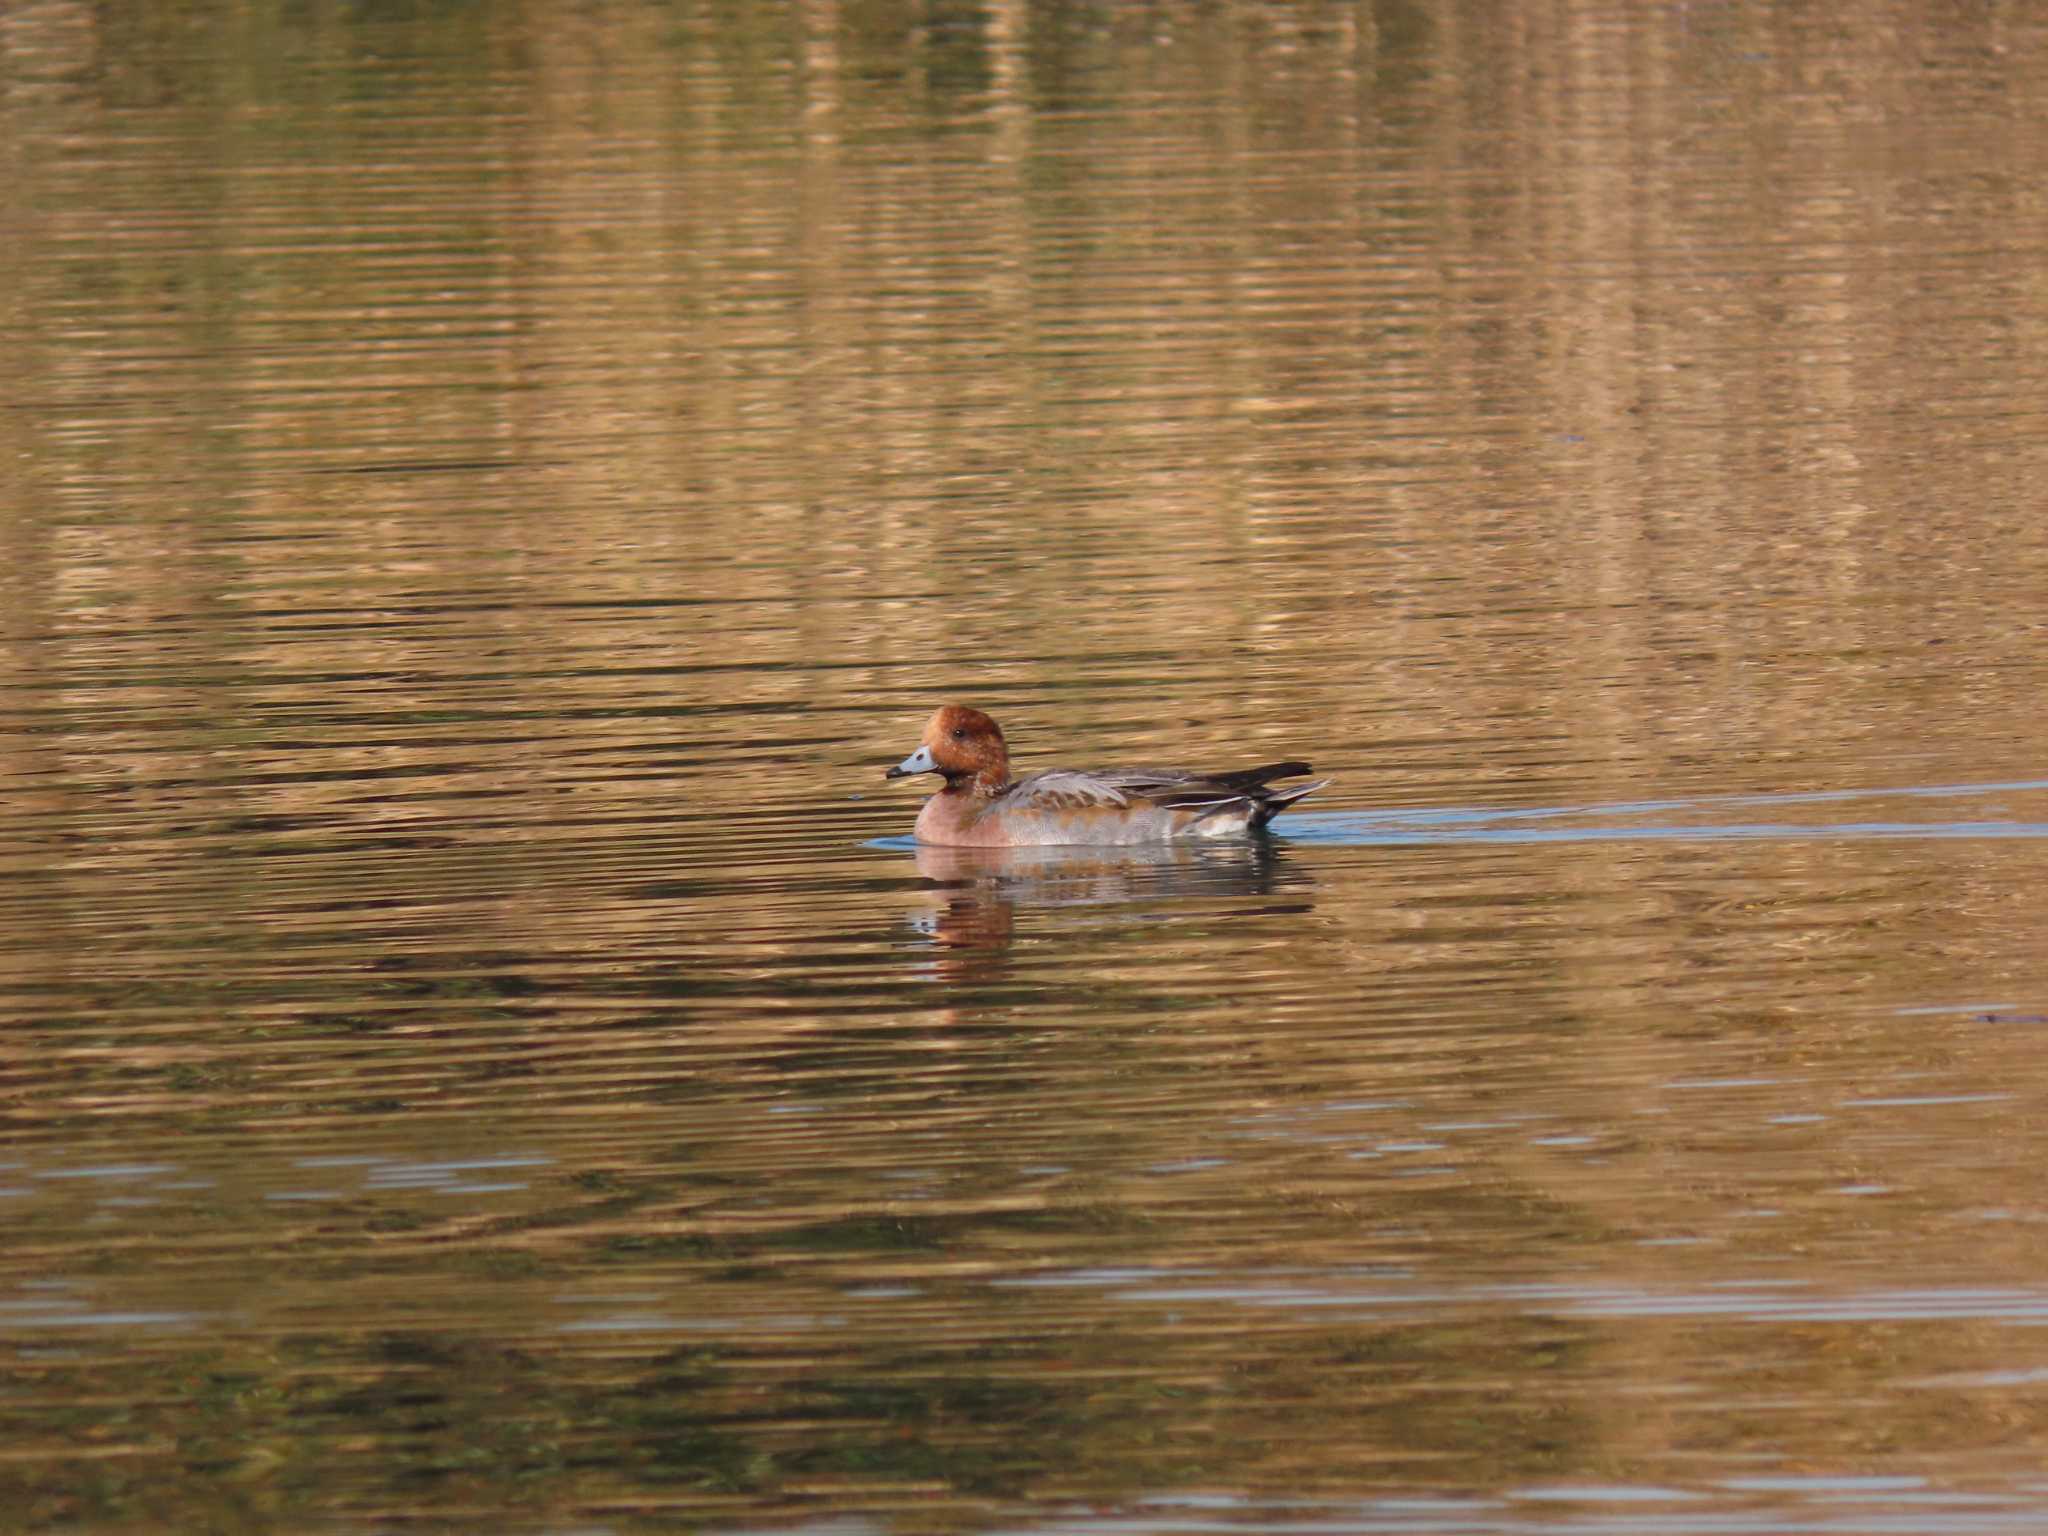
[7,1,2048,1531]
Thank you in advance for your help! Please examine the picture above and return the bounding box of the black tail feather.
[1156,763,1326,830]
[1245,774,1327,830]
[1211,760,1314,792]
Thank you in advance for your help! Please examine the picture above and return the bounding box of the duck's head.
[886,705,1009,791]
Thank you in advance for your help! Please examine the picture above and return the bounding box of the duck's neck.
[944,770,1005,800]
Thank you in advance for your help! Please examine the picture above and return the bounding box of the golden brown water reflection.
[7,1,2048,1531]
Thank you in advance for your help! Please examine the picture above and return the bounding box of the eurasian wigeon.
[885,705,1327,847]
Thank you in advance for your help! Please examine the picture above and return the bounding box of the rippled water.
[8,1,2048,1531]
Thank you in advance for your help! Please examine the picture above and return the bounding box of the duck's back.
[956,761,1321,844]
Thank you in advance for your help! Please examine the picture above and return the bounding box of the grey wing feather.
[1002,770,1132,811]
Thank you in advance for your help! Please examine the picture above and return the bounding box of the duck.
[884,705,1326,846]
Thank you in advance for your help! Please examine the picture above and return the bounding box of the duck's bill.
[885,744,937,779]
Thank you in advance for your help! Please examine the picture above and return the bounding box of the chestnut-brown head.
[885,705,1011,792]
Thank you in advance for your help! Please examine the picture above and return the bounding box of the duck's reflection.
[905,839,1315,977]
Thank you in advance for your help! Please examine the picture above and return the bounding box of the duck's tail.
[1239,764,1327,831]
[1166,761,1325,831]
